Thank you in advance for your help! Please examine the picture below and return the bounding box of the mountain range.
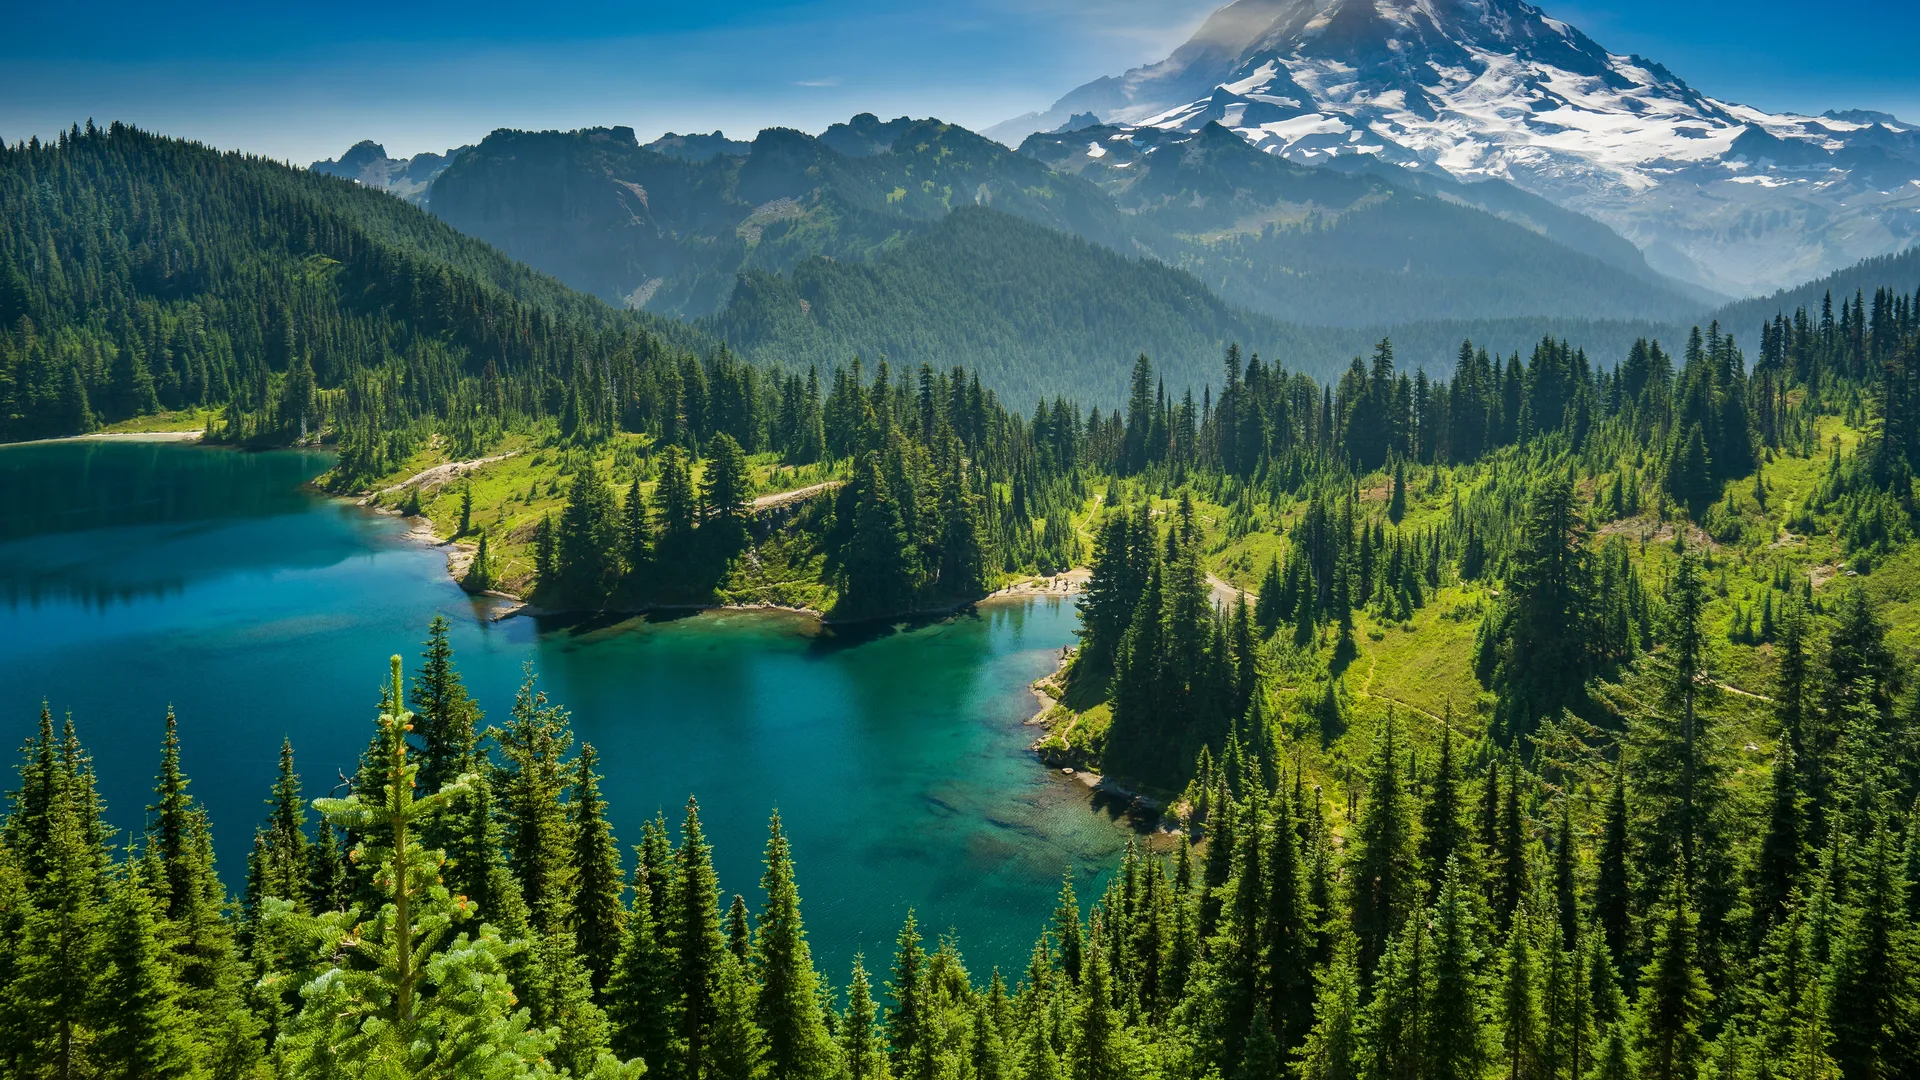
[988,0,1920,298]
[295,0,1920,402]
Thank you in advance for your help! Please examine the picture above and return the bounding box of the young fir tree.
[465,531,496,593]
[1752,741,1804,945]
[10,727,107,1078]
[558,458,622,602]
[276,657,632,1079]
[1496,907,1545,1080]
[1594,760,1633,968]
[1360,911,1428,1080]
[887,912,934,1080]
[1826,822,1919,1080]
[726,894,752,963]
[1629,880,1713,1080]
[410,614,482,796]
[654,446,698,560]
[672,796,729,1080]
[623,476,652,590]
[250,737,310,917]
[701,432,753,529]
[1419,719,1469,898]
[1494,758,1531,931]
[569,743,625,995]
[1265,788,1316,1056]
[843,452,916,618]
[94,871,198,1080]
[754,812,836,1080]
[709,951,770,1080]
[1350,709,1418,979]
[1296,932,1362,1080]
[1425,858,1489,1080]
[606,876,674,1072]
[841,954,891,1080]
[1053,873,1084,987]
[493,666,577,934]
[1072,920,1126,1080]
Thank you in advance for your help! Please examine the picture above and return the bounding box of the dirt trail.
[1206,573,1251,611]
[370,453,517,498]
[749,480,842,513]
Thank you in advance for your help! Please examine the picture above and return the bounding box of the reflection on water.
[0,442,349,607]
[0,439,1135,978]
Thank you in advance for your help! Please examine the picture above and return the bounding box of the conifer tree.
[1496,908,1544,1080]
[710,951,770,1080]
[1826,823,1919,1080]
[1266,787,1315,1056]
[558,458,622,602]
[672,796,728,1080]
[94,873,197,1080]
[276,657,621,1079]
[755,812,835,1080]
[727,894,752,963]
[12,734,105,1079]
[1630,881,1713,1080]
[252,738,310,916]
[655,446,698,559]
[887,912,933,1080]
[607,877,674,1072]
[843,452,916,618]
[701,433,753,529]
[494,667,576,934]
[1361,913,1428,1080]
[1554,799,1579,949]
[1484,476,1592,741]
[1594,761,1632,967]
[148,706,199,921]
[1495,759,1531,932]
[1420,720,1469,898]
[527,926,617,1077]
[623,476,652,589]
[1053,874,1084,987]
[841,955,890,1080]
[569,743,625,994]
[410,614,481,796]
[1296,933,1361,1080]
[1426,859,1489,1080]
[1071,922,1125,1080]
[1351,710,1418,978]
[1754,741,1804,944]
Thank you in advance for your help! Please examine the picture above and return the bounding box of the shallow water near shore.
[0,439,1137,978]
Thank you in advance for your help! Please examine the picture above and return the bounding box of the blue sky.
[4,0,1916,163]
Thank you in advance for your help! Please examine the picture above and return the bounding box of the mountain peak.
[999,0,1920,296]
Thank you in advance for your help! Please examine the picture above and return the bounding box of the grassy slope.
[1032,415,1895,830]
[354,432,844,609]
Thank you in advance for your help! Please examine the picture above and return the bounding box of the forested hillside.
[702,206,1293,403]
[0,122,702,476]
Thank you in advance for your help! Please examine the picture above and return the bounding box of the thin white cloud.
[794,77,843,88]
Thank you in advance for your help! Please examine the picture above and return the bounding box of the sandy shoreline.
[5,429,208,448]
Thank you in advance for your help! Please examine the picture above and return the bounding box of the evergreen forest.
[9,119,1920,1080]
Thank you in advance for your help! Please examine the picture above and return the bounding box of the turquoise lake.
[0,439,1140,980]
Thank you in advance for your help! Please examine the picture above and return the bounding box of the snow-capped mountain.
[991,0,1920,298]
